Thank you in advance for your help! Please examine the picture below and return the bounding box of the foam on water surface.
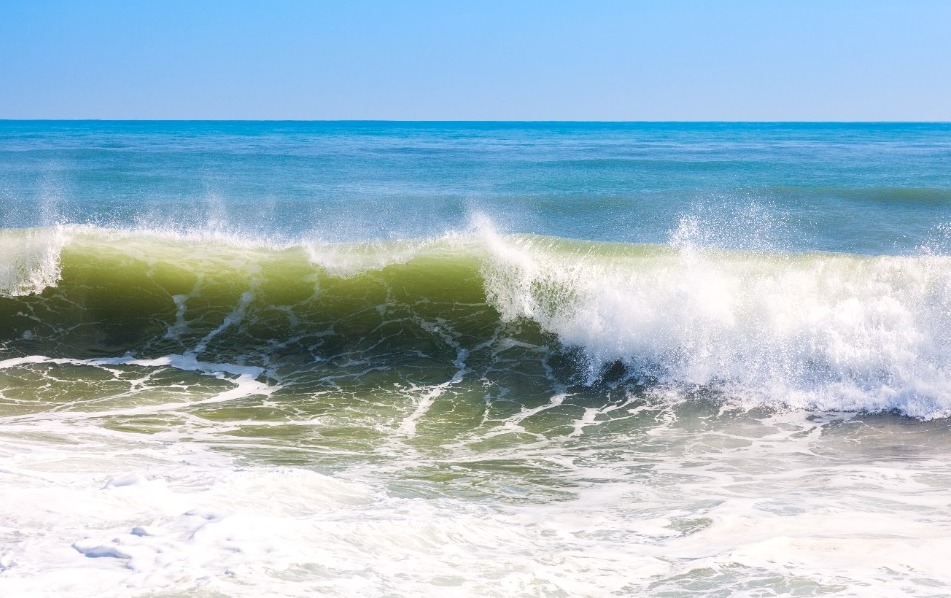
[3,406,951,597]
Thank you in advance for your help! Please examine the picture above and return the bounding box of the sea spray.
[0,226,67,296]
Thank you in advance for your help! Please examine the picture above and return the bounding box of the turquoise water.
[2,122,951,596]
[4,121,951,251]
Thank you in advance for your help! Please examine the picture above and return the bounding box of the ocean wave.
[3,224,951,418]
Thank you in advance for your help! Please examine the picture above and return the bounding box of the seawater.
[2,122,951,596]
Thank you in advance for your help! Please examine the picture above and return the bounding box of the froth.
[479,228,951,418]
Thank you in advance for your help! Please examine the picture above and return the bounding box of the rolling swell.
[3,226,951,418]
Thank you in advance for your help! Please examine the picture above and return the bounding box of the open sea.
[2,121,951,596]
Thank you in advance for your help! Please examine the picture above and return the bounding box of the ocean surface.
[2,121,951,596]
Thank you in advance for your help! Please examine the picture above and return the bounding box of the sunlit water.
[2,122,951,596]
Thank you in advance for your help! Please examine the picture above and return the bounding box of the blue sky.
[1,0,949,120]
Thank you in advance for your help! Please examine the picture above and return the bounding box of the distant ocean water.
[2,121,951,596]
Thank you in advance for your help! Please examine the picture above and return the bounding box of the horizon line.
[2,118,950,124]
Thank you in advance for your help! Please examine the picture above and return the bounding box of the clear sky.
[1,0,949,121]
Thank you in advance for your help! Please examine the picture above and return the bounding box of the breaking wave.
[3,223,951,418]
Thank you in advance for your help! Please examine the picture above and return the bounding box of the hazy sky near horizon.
[2,0,949,121]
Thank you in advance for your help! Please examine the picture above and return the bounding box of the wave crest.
[480,230,951,418]
[0,227,67,296]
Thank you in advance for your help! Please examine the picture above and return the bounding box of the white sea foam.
[0,353,273,422]
[477,217,951,418]
[2,408,951,596]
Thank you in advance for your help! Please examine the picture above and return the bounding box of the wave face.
[5,226,951,418]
